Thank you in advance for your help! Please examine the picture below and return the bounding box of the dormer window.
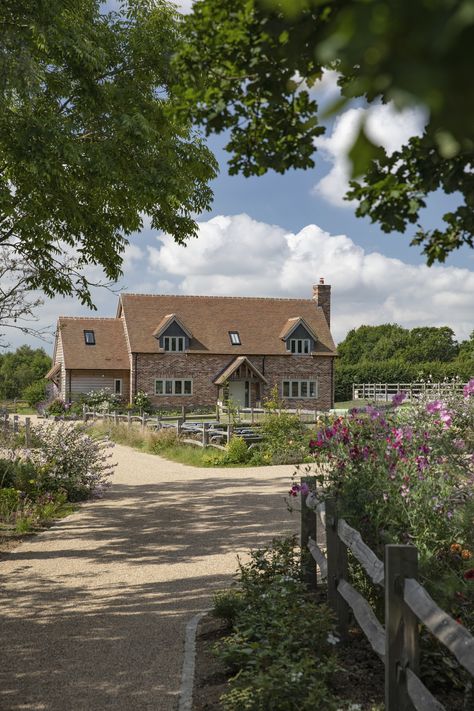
[229,331,241,345]
[288,338,310,354]
[164,336,185,352]
[84,330,95,345]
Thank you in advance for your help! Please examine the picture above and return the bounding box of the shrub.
[85,388,122,412]
[212,589,245,627]
[26,422,115,501]
[133,390,153,414]
[22,380,47,407]
[223,435,249,464]
[45,398,68,416]
[259,411,308,464]
[215,537,339,711]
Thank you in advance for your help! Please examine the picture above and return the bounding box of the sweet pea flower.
[392,391,406,407]
[426,400,443,414]
[463,378,474,398]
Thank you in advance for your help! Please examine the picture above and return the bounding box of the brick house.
[46,282,337,409]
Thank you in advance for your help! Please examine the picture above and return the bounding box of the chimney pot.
[319,277,325,284]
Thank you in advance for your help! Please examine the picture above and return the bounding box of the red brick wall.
[133,353,333,410]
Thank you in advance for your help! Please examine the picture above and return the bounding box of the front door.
[228,381,247,407]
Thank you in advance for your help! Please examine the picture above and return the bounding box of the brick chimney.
[312,278,331,327]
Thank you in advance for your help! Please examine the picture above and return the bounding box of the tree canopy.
[335,323,473,401]
[175,0,474,263]
[0,345,51,400]
[0,0,217,307]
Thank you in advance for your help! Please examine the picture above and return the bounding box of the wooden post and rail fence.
[1,413,32,447]
[300,478,474,711]
[352,381,466,403]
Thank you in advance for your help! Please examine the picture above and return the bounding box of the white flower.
[327,632,340,645]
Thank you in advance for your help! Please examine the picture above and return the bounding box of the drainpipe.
[68,370,72,403]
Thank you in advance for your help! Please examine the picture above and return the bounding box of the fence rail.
[300,482,474,710]
[352,381,465,402]
[82,408,265,450]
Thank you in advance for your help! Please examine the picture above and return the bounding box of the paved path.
[0,445,299,711]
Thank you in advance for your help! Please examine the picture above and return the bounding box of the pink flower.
[392,391,406,407]
[463,379,474,398]
[426,400,443,414]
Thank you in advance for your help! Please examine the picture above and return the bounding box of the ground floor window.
[282,379,318,398]
[155,378,193,396]
[114,379,122,395]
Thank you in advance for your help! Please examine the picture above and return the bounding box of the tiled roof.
[119,293,337,356]
[56,317,130,370]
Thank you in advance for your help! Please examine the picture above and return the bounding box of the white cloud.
[12,214,473,352]
[147,214,474,343]
[313,103,427,207]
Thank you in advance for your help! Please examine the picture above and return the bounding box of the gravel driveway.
[0,444,299,711]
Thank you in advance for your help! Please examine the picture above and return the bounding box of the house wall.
[134,353,334,409]
[66,370,131,401]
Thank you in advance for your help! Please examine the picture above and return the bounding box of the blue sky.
[7,2,473,353]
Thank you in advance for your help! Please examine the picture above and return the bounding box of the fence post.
[385,545,419,711]
[25,417,31,447]
[13,415,19,434]
[300,476,317,592]
[202,423,209,447]
[114,410,118,426]
[226,424,233,444]
[325,498,349,639]
[176,417,183,436]
[83,403,87,422]
[141,413,147,429]
[182,405,186,422]
[127,412,131,428]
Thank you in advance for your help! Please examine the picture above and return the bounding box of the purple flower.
[300,482,310,496]
[463,378,474,398]
[426,400,443,414]
[392,391,406,407]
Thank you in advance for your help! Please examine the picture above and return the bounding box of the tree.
[0,345,51,400]
[176,0,474,263]
[0,0,217,307]
[0,246,51,346]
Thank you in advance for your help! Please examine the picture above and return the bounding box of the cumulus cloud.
[146,214,474,343]
[313,103,427,207]
[17,214,473,352]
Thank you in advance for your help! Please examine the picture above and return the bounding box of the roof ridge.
[121,292,313,302]
[58,317,119,321]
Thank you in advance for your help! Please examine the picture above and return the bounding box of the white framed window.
[282,380,318,399]
[229,331,241,345]
[84,330,95,345]
[288,338,311,354]
[155,378,193,396]
[163,336,185,352]
[114,379,122,395]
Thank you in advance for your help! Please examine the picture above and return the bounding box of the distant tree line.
[335,325,474,402]
[0,346,51,402]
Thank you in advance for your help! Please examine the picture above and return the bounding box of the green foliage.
[212,589,245,627]
[0,0,217,305]
[177,0,474,262]
[223,435,249,464]
[214,537,339,711]
[253,410,308,464]
[0,346,51,400]
[85,388,122,412]
[45,398,68,416]
[335,324,473,401]
[22,380,47,407]
[133,390,153,414]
